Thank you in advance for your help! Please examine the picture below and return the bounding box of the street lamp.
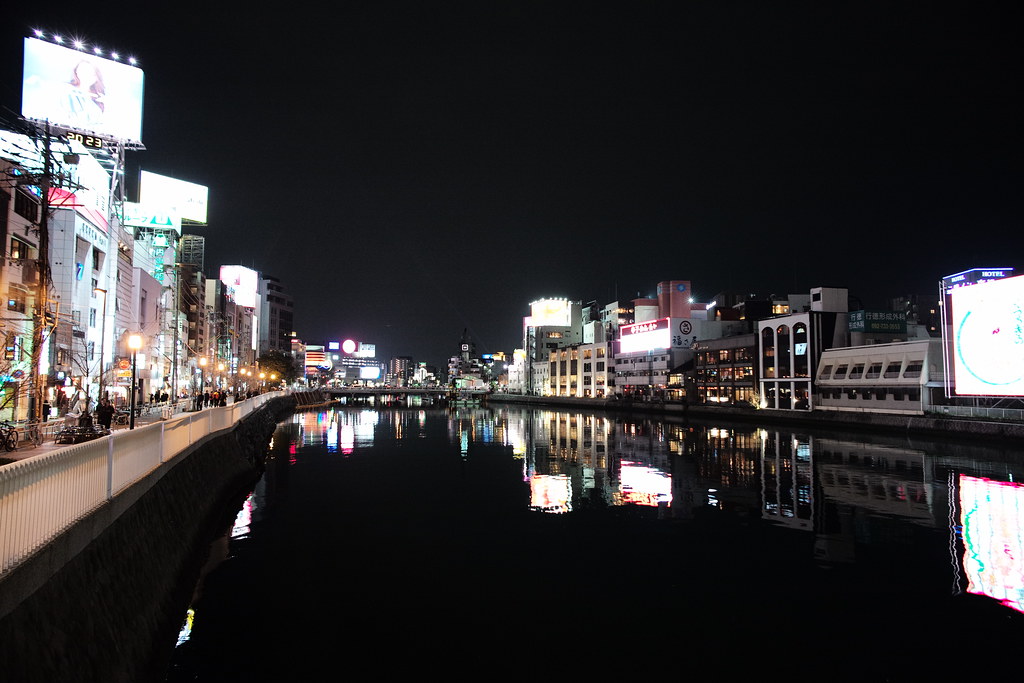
[128,334,142,430]
[199,357,208,395]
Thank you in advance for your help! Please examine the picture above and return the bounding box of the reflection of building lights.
[231,493,254,538]
[175,608,195,647]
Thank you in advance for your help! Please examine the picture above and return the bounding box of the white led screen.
[21,37,144,143]
[951,274,1024,396]
[140,171,208,224]
[619,318,670,354]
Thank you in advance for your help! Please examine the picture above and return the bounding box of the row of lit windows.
[696,366,755,381]
[697,347,755,364]
[549,347,609,362]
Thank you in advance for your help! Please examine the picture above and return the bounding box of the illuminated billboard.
[140,171,209,224]
[48,145,111,230]
[122,201,181,233]
[619,318,670,354]
[220,265,259,309]
[21,37,144,143]
[529,298,572,327]
[950,274,1024,396]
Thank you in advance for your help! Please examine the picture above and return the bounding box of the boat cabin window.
[849,363,865,379]
[833,364,848,379]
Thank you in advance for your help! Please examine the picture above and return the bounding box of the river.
[161,403,1024,680]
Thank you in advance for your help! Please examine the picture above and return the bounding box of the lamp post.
[199,357,208,395]
[128,334,142,430]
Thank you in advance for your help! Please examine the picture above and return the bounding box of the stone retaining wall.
[488,394,1024,442]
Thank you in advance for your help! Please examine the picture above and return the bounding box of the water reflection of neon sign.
[231,492,255,538]
[530,474,571,513]
[617,461,672,507]
[960,475,1024,613]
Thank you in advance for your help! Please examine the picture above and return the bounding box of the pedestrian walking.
[96,398,115,430]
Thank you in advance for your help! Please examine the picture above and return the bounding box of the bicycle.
[23,422,43,448]
[0,422,18,452]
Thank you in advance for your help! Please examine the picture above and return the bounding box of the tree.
[256,350,301,385]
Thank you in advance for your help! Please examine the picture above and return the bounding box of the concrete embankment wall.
[487,394,1024,443]
[0,395,296,683]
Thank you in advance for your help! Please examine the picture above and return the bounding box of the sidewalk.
[0,403,195,466]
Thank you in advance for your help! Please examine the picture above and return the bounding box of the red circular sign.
[118,359,131,370]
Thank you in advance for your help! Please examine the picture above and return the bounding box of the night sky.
[1,3,1020,367]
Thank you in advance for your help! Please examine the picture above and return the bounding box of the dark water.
[163,405,1024,680]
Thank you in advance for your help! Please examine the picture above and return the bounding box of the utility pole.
[30,123,53,424]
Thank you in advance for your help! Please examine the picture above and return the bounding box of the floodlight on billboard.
[619,318,670,354]
[21,37,144,143]
[140,171,209,224]
[950,274,1024,396]
[220,265,259,309]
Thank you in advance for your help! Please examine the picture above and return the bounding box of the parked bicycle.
[0,422,18,452]
[22,422,43,448]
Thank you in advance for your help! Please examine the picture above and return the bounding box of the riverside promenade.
[0,402,191,467]
[0,392,290,598]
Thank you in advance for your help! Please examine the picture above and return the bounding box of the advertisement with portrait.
[21,37,144,143]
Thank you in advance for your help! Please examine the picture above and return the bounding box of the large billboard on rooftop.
[140,171,208,225]
[950,273,1024,396]
[21,37,144,143]
[220,265,259,309]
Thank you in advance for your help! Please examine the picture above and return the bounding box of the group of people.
[193,390,228,411]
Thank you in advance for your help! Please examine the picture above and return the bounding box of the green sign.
[849,310,907,334]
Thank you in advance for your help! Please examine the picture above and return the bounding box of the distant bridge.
[321,387,490,401]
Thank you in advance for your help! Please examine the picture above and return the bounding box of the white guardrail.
[0,392,280,578]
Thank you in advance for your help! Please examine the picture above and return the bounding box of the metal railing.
[927,405,1024,422]
[0,392,280,578]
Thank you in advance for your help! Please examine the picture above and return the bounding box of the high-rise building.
[259,275,294,355]
[179,234,205,268]
[389,356,413,386]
